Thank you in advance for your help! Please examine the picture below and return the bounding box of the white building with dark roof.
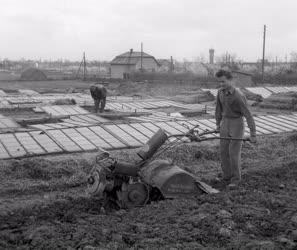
[110,49,160,79]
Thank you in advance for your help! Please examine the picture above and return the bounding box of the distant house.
[110,49,160,79]
[241,62,259,73]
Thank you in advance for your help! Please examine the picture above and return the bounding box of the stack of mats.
[1,114,297,159]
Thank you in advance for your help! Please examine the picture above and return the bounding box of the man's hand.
[249,135,257,143]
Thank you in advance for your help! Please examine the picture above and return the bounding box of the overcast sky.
[0,0,296,62]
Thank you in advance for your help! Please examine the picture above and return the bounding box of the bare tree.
[183,58,191,72]
[290,51,297,62]
[195,53,206,63]
[216,52,240,70]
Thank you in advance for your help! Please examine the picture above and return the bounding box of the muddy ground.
[0,80,297,249]
[0,133,297,250]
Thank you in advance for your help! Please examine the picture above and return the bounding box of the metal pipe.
[199,136,250,142]
[168,134,249,141]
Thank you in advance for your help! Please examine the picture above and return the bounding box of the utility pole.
[75,52,88,80]
[83,52,86,81]
[140,42,143,72]
[262,25,266,83]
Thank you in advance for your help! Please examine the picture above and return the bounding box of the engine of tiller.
[87,128,218,209]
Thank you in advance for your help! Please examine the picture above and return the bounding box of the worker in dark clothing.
[90,84,107,113]
[215,70,257,187]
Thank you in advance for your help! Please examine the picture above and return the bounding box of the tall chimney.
[130,48,133,54]
[170,56,174,72]
[209,48,214,64]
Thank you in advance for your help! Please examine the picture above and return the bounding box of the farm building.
[110,49,160,79]
[20,68,47,81]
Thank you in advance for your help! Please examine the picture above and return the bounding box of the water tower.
[209,49,215,64]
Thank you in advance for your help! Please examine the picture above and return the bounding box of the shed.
[110,49,160,79]
[20,68,47,81]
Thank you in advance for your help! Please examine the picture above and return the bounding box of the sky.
[0,0,296,62]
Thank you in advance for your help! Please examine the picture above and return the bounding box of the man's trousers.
[94,98,106,113]
[219,117,244,181]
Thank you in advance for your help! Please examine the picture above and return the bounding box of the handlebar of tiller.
[170,129,250,142]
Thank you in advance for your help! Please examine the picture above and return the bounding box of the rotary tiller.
[86,125,248,209]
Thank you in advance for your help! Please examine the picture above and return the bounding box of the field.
[1,134,297,249]
[0,80,297,249]
[0,71,20,81]
[0,79,90,93]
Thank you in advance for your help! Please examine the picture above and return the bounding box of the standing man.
[215,69,257,187]
[90,83,107,113]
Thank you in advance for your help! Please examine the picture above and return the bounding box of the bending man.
[90,84,107,113]
[215,70,257,187]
